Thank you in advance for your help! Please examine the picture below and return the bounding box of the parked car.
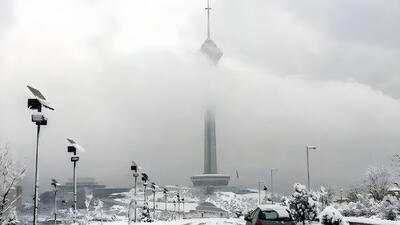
[244,204,295,225]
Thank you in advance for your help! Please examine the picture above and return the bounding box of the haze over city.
[1,0,400,199]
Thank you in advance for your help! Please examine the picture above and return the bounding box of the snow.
[320,206,347,225]
[90,218,245,225]
[345,217,400,225]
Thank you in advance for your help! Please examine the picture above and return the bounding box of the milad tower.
[191,0,230,187]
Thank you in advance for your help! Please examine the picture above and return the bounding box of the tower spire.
[200,0,222,64]
[206,0,211,39]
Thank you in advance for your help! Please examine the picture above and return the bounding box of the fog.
[1,0,400,197]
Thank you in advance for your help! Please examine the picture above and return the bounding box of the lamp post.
[306,146,317,191]
[340,188,343,201]
[270,168,278,203]
[27,85,54,225]
[51,179,60,225]
[176,193,180,219]
[151,182,156,220]
[173,200,176,220]
[130,161,139,223]
[263,186,268,203]
[258,181,263,205]
[66,138,85,221]
[181,198,185,219]
[163,188,168,211]
[141,173,149,204]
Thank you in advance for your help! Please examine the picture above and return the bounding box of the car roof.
[258,204,289,211]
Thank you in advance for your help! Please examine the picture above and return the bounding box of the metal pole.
[340,189,343,201]
[101,209,103,225]
[173,201,176,220]
[33,124,41,225]
[73,160,77,221]
[258,182,261,205]
[134,176,137,222]
[164,193,167,211]
[144,184,147,203]
[271,170,273,203]
[128,200,132,225]
[153,191,155,220]
[182,199,185,219]
[54,188,57,225]
[177,200,180,220]
[207,0,210,39]
[307,147,310,191]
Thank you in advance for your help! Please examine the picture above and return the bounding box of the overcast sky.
[1,0,400,197]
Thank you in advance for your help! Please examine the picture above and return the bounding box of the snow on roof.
[258,204,289,211]
[258,204,291,218]
[387,186,400,192]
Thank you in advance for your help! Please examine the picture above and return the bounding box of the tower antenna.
[206,0,211,39]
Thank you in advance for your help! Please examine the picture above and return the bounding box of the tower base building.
[191,174,230,187]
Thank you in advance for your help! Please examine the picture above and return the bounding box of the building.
[39,177,130,209]
[191,0,230,187]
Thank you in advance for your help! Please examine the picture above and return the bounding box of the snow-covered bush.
[339,193,379,217]
[288,183,318,225]
[2,207,18,225]
[377,196,398,221]
[139,203,153,222]
[383,206,397,221]
[320,206,348,225]
[364,165,391,201]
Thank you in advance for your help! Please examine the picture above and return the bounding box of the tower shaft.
[204,110,217,174]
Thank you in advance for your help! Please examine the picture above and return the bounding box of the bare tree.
[391,154,400,184]
[0,144,25,224]
[364,165,391,201]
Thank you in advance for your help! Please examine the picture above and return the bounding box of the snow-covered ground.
[345,217,399,225]
[89,218,245,225]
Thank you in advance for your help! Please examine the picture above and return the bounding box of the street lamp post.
[258,181,263,205]
[27,85,54,225]
[306,146,317,191]
[263,186,268,203]
[66,138,85,222]
[151,182,156,220]
[163,188,168,211]
[176,193,180,219]
[51,179,60,225]
[340,188,343,201]
[181,198,185,219]
[141,173,149,204]
[173,200,176,220]
[270,168,278,203]
[130,161,139,223]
